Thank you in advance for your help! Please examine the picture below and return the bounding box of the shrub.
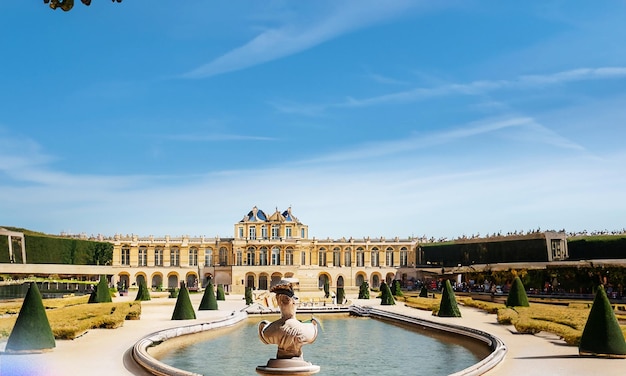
[216,284,226,301]
[172,284,196,320]
[199,282,218,310]
[92,275,112,303]
[245,287,253,305]
[323,280,330,299]
[379,282,395,306]
[5,282,56,352]
[579,285,626,357]
[419,285,428,298]
[336,287,345,304]
[134,280,151,301]
[391,280,403,297]
[438,279,461,317]
[358,281,370,299]
[506,277,529,307]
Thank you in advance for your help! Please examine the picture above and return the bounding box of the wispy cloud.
[180,1,419,79]
[161,133,277,142]
[273,66,626,115]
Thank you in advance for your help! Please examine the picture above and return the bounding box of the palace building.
[110,206,419,296]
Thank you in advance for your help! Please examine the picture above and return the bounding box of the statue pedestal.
[256,357,320,375]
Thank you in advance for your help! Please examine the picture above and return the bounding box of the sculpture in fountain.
[256,280,320,375]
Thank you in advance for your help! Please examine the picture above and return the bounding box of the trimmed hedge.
[92,275,112,303]
[0,233,112,265]
[379,282,395,306]
[5,282,56,352]
[506,277,530,307]
[199,282,218,310]
[245,287,253,305]
[358,281,370,299]
[172,284,196,320]
[216,284,226,301]
[438,279,461,317]
[134,280,151,301]
[579,285,626,357]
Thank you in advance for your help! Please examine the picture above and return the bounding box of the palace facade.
[110,207,419,296]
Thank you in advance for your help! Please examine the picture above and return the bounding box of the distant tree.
[172,283,196,320]
[199,282,218,310]
[6,283,56,352]
[438,279,461,317]
[358,281,370,299]
[216,284,226,301]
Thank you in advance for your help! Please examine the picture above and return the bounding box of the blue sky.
[1,1,625,240]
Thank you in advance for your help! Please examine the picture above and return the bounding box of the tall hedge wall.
[568,237,626,260]
[0,234,112,265]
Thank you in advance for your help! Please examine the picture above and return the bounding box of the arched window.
[154,247,163,266]
[371,247,379,267]
[356,248,364,267]
[189,247,198,266]
[271,247,281,266]
[170,247,180,267]
[259,247,268,266]
[355,274,364,287]
[386,247,394,267]
[219,247,228,266]
[247,247,256,266]
[204,247,213,266]
[344,247,352,267]
[285,248,293,266]
[138,246,147,266]
[333,247,341,266]
[318,247,327,266]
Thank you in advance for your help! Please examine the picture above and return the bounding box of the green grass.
[0,299,141,340]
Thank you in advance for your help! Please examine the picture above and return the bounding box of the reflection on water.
[157,315,485,376]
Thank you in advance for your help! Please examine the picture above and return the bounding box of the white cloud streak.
[180,1,419,79]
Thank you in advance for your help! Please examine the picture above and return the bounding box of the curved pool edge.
[349,305,507,376]
[131,311,249,376]
[130,305,506,376]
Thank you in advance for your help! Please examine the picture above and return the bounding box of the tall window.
[301,251,306,265]
[238,226,244,238]
[259,247,268,266]
[318,248,327,266]
[344,247,352,267]
[247,247,255,266]
[285,249,293,266]
[121,246,130,265]
[204,248,213,266]
[249,226,256,240]
[138,246,147,266]
[261,225,268,239]
[386,247,394,267]
[170,247,180,267]
[219,247,228,266]
[400,247,408,267]
[356,248,364,267]
[301,228,306,239]
[189,247,198,266]
[236,250,242,266]
[371,248,379,267]
[285,226,292,239]
[271,225,279,239]
[154,247,163,266]
[333,247,341,266]
[271,247,280,266]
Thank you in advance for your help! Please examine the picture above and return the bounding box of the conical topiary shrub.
[506,277,529,307]
[380,282,395,305]
[358,281,370,299]
[336,287,345,305]
[245,286,253,305]
[134,280,151,301]
[6,282,56,352]
[438,279,461,317]
[323,280,330,299]
[172,283,196,320]
[579,285,626,358]
[419,285,428,298]
[199,281,218,310]
[92,275,112,303]
[391,280,403,297]
[216,284,226,301]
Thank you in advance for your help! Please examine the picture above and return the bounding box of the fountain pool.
[152,314,491,376]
